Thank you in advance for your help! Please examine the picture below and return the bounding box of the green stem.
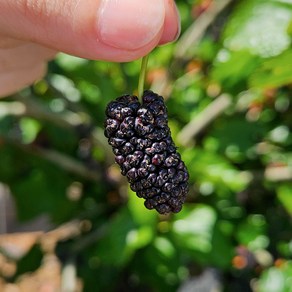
[138,54,149,102]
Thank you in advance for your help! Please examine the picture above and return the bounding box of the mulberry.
[105,90,189,214]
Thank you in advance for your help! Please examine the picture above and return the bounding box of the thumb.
[0,0,179,62]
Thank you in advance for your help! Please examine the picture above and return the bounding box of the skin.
[0,0,180,97]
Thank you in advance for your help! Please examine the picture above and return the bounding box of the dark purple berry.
[126,168,139,183]
[108,137,126,148]
[105,90,189,214]
[152,154,163,166]
[104,118,120,137]
[115,155,125,165]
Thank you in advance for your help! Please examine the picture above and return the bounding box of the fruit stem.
[138,54,149,102]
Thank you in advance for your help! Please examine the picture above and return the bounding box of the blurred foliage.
[1,0,292,291]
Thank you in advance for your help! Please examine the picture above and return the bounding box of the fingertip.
[0,0,173,63]
[159,0,181,45]
[71,0,165,61]
[96,0,165,51]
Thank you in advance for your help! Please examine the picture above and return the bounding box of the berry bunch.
[105,90,189,214]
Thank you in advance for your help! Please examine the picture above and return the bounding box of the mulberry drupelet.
[105,90,189,214]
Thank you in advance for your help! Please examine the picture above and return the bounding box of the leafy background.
[0,0,292,291]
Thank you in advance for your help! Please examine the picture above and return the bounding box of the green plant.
[0,0,292,291]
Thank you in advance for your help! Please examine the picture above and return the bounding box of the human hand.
[0,0,180,97]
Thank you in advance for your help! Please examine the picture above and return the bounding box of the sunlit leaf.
[183,148,251,194]
[211,50,260,92]
[127,188,157,227]
[223,0,292,57]
[258,261,292,292]
[93,207,151,267]
[236,215,269,251]
[172,204,217,254]
[10,166,76,222]
[249,49,292,88]
[19,118,41,144]
[277,184,292,215]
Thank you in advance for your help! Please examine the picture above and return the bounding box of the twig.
[12,93,83,129]
[2,136,101,182]
[0,101,26,117]
[5,94,109,166]
[39,207,107,253]
[0,184,8,234]
[151,0,233,98]
[92,128,115,166]
[37,220,80,255]
[174,0,233,59]
[33,147,101,181]
[71,223,108,253]
[177,94,232,146]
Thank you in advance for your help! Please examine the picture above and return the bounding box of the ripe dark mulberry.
[105,90,189,214]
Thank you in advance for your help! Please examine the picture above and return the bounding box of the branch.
[32,147,101,182]
[2,136,101,182]
[0,184,9,234]
[151,0,233,98]
[2,94,111,168]
[70,223,108,253]
[0,101,26,117]
[12,93,84,129]
[40,220,82,254]
[174,0,233,59]
[177,94,232,146]
[92,128,115,166]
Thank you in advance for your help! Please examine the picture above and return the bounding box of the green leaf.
[207,221,234,268]
[209,115,267,159]
[93,207,147,267]
[0,144,30,182]
[19,118,41,144]
[172,205,217,254]
[15,244,43,278]
[236,215,269,251]
[211,50,260,92]
[171,205,233,268]
[126,225,154,250]
[258,261,292,292]
[130,236,181,291]
[222,0,292,57]
[183,148,251,194]
[127,188,157,227]
[154,237,176,259]
[277,184,292,215]
[10,165,76,223]
[249,49,292,89]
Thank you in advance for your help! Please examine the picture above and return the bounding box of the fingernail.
[97,0,165,50]
[173,4,181,41]
[158,1,181,46]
